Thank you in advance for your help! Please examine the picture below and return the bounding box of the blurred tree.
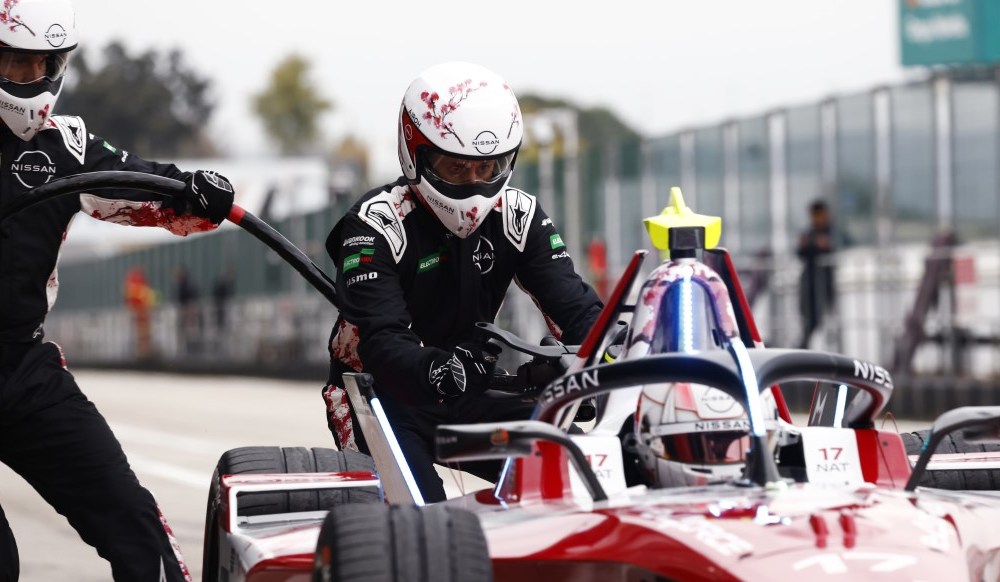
[253,55,332,156]
[518,94,640,149]
[60,41,216,157]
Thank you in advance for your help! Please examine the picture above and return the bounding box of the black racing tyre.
[901,429,1000,490]
[312,503,492,582]
[203,446,379,582]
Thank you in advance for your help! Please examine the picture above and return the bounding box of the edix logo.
[853,360,892,388]
[472,130,500,155]
[11,150,56,188]
[45,24,67,48]
[346,272,378,287]
[539,369,600,405]
[472,236,495,274]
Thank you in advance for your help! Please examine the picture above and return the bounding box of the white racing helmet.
[0,0,77,140]
[397,62,522,238]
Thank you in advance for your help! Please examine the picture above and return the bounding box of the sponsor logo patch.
[343,248,374,272]
[343,235,377,247]
[550,234,565,250]
[11,150,56,188]
[45,23,68,48]
[472,237,495,274]
[551,251,570,260]
[54,116,86,164]
[426,194,455,215]
[472,130,500,155]
[502,189,536,252]
[361,198,407,261]
[346,272,378,287]
[418,251,444,273]
[0,100,25,115]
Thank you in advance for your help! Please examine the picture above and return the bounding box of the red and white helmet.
[397,62,523,238]
[0,0,77,140]
[635,383,753,487]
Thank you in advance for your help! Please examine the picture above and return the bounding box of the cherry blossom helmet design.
[397,62,523,238]
[0,0,77,140]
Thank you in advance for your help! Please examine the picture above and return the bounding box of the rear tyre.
[202,446,379,582]
[901,429,1000,490]
[312,503,491,582]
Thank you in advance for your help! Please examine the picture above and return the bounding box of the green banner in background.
[899,0,1000,66]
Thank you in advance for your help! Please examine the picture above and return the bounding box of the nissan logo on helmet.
[472,130,500,155]
[45,24,67,48]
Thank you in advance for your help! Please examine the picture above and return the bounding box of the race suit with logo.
[0,116,211,582]
[324,177,602,502]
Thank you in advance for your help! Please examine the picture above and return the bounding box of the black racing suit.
[0,116,215,582]
[323,178,602,502]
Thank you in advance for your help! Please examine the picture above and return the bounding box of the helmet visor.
[0,49,71,84]
[653,430,748,465]
[424,150,515,187]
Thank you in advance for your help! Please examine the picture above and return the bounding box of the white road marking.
[109,422,242,454]
[127,452,210,489]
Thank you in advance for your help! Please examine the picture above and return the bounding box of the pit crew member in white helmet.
[323,62,602,502]
[0,1,233,579]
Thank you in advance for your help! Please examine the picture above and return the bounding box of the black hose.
[0,170,338,306]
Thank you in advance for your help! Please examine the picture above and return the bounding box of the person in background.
[322,62,603,503]
[0,1,234,579]
[212,265,236,334]
[124,266,158,360]
[174,266,201,355]
[796,199,837,349]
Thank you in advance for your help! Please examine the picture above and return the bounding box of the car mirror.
[435,420,608,502]
[906,406,1000,491]
[962,422,1000,444]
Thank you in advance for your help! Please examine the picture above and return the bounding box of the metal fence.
[45,71,1000,382]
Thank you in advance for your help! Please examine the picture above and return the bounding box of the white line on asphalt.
[127,452,209,489]
[109,422,242,454]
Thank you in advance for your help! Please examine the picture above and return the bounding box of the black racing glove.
[179,170,234,224]
[428,341,501,399]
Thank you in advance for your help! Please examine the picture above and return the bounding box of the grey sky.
[71,1,912,181]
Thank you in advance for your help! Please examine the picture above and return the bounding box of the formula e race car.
[15,174,1000,581]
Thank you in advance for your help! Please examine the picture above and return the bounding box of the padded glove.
[179,170,234,224]
[428,341,500,399]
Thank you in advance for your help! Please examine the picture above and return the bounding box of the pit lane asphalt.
[2,369,921,580]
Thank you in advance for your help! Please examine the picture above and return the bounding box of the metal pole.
[723,122,741,253]
[553,109,583,264]
[873,87,893,362]
[604,143,622,275]
[640,140,658,254]
[933,73,957,375]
